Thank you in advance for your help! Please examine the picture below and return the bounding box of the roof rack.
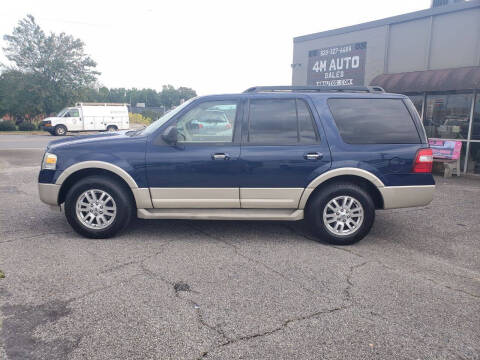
[75,102,129,106]
[243,86,385,93]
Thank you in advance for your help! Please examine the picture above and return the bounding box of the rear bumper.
[38,183,60,206]
[379,185,435,209]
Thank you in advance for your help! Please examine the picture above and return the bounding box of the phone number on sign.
[318,45,352,57]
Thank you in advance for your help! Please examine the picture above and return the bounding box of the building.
[292,0,480,174]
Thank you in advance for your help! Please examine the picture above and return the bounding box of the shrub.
[129,112,152,126]
[0,120,17,131]
[17,122,37,131]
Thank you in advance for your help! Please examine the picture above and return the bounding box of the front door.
[64,108,82,131]
[146,98,242,208]
[239,97,331,208]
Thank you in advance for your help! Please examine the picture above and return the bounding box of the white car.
[40,103,130,136]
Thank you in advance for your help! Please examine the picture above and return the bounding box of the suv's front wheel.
[64,175,134,238]
[306,182,375,245]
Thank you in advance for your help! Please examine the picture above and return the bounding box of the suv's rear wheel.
[54,125,67,136]
[305,182,375,245]
[64,175,134,238]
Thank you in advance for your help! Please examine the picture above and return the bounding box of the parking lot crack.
[187,224,318,296]
[423,277,480,299]
[344,261,369,303]
[137,246,232,346]
[0,231,73,244]
[197,305,350,359]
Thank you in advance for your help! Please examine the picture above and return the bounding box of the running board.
[137,208,304,221]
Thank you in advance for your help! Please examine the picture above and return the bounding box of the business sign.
[307,42,367,86]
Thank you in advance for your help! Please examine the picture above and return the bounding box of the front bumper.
[379,185,435,209]
[39,123,54,132]
[38,183,60,206]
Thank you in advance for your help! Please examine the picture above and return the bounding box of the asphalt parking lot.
[0,135,479,360]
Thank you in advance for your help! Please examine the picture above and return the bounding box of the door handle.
[212,153,230,160]
[304,152,323,160]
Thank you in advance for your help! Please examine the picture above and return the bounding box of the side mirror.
[162,126,178,144]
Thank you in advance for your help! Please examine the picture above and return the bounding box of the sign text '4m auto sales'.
[307,42,367,86]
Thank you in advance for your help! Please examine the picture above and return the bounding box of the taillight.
[412,148,433,173]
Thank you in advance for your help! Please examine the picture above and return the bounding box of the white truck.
[40,103,130,136]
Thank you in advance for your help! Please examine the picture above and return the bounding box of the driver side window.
[175,100,237,143]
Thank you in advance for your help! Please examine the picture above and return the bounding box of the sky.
[0,0,431,95]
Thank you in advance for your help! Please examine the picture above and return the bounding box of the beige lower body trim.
[137,208,303,221]
[39,183,152,210]
[150,188,240,208]
[379,185,435,209]
[240,188,304,208]
[132,188,153,208]
[38,183,60,206]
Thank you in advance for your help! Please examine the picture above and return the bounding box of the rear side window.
[328,98,421,144]
[247,99,318,144]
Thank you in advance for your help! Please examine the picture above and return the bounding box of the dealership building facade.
[292,0,480,174]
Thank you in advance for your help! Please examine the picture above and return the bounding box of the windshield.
[139,98,196,136]
[56,108,69,117]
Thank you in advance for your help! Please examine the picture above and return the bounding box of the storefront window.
[467,142,480,174]
[424,93,473,140]
[471,93,480,140]
[408,94,424,118]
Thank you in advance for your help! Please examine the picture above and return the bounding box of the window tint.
[248,99,297,144]
[247,99,318,144]
[175,101,237,143]
[297,99,317,143]
[328,98,421,144]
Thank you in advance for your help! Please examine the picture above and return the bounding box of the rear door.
[239,97,331,208]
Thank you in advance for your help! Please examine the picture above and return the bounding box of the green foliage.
[1,14,99,115]
[17,121,36,131]
[129,113,152,126]
[82,85,197,109]
[0,120,17,131]
[142,110,163,121]
[0,70,44,121]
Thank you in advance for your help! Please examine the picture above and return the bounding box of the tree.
[2,15,100,114]
[0,70,44,122]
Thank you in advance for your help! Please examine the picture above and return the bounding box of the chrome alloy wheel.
[322,195,364,236]
[75,189,117,230]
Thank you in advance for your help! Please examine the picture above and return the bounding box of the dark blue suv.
[38,86,435,245]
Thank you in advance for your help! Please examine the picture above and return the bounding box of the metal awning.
[370,66,480,93]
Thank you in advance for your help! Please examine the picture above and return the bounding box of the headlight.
[42,153,57,170]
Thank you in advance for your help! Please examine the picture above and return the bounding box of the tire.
[64,175,134,239]
[54,125,67,136]
[305,182,375,245]
[106,125,118,132]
